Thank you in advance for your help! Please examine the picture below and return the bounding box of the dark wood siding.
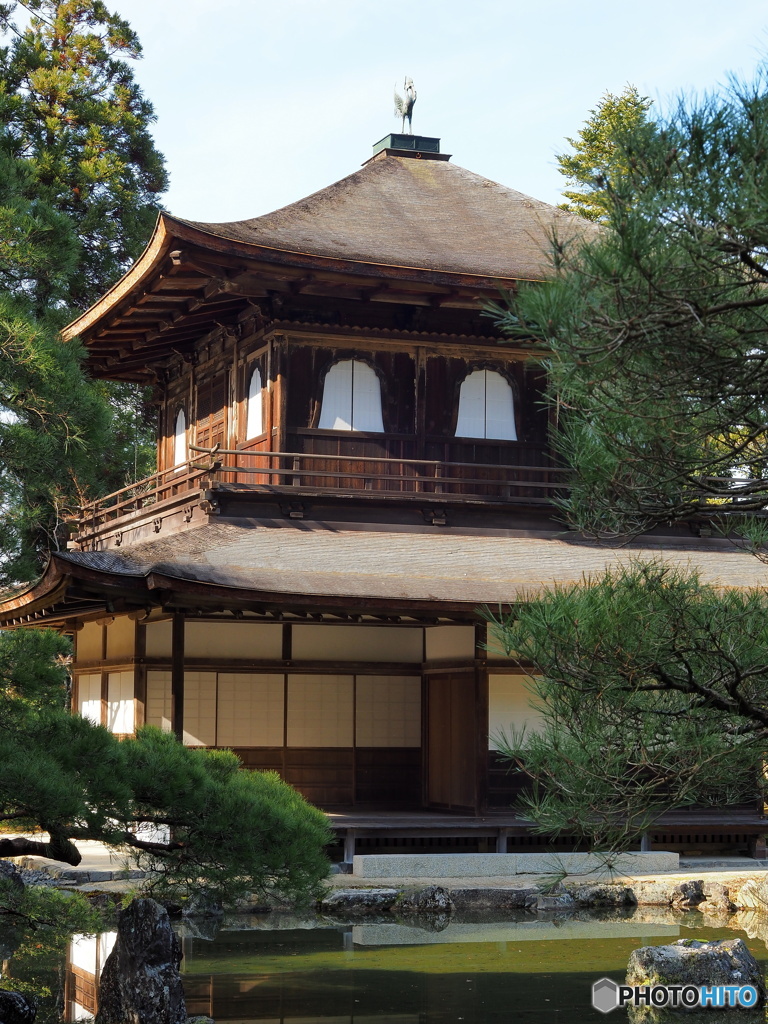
[195,370,228,450]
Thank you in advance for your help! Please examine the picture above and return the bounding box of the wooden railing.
[73,442,569,536]
[74,463,209,536]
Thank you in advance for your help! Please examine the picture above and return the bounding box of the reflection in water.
[65,932,117,1020]
[60,911,768,1024]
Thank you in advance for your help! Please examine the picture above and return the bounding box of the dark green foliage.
[488,563,767,849]
[0,1,167,585]
[0,709,332,906]
[0,290,112,583]
[0,638,332,905]
[125,732,333,907]
[0,0,168,310]
[492,68,768,537]
[0,881,105,1019]
[0,628,70,709]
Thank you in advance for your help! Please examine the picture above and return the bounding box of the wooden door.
[424,670,484,813]
[195,370,228,452]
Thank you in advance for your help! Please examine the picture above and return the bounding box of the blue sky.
[110,0,768,223]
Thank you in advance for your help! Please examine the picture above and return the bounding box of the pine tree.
[489,563,768,850]
[556,85,653,222]
[0,1,169,583]
[0,0,169,309]
[0,630,332,907]
[493,68,768,538]
[0,3,331,917]
[0,128,112,583]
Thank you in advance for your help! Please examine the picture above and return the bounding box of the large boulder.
[627,937,765,999]
[449,886,540,911]
[629,879,706,909]
[319,888,399,915]
[571,883,636,908]
[395,886,453,932]
[668,880,705,910]
[396,886,454,917]
[732,877,768,911]
[95,898,186,1024]
[0,990,36,1024]
[699,882,735,914]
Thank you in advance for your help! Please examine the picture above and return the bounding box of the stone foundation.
[351,851,679,878]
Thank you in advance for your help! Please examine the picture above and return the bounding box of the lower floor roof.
[1,517,765,628]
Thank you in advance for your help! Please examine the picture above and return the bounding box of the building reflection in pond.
[61,913,690,1024]
[65,932,116,1020]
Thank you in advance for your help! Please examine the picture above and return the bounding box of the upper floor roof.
[63,144,594,378]
[176,150,586,283]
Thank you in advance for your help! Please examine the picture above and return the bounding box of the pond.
[48,909,768,1024]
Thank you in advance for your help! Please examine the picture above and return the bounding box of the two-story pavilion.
[2,134,765,856]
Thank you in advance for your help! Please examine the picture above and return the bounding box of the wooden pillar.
[343,829,356,865]
[474,621,489,814]
[415,346,426,462]
[134,618,147,732]
[171,611,185,742]
[749,834,768,860]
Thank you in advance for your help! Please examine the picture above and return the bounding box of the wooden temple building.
[2,132,766,858]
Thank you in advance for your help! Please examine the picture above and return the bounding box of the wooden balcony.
[72,435,568,540]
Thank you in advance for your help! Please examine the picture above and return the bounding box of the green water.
[175,911,768,1023]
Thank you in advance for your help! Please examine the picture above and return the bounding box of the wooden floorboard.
[324,807,768,837]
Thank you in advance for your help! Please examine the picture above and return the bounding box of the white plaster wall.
[292,625,423,662]
[488,674,544,748]
[77,621,102,662]
[145,620,172,657]
[184,621,282,659]
[106,616,135,660]
[424,626,475,661]
[69,934,98,974]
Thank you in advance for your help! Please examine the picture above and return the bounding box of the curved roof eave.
[63,212,176,343]
[167,215,543,288]
[62,214,545,345]
[0,557,68,617]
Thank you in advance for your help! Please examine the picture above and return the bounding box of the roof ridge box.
[368,133,451,162]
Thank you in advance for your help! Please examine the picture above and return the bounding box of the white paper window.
[77,673,102,725]
[318,360,384,432]
[183,671,216,747]
[146,670,172,732]
[217,673,284,746]
[455,369,517,441]
[286,675,354,747]
[245,367,264,438]
[173,408,187,466]
[107,670,134,734]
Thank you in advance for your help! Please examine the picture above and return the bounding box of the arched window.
[318,359,384,432]
[455,369,517,441]
[173,408,187,466]
[245,367,264,438]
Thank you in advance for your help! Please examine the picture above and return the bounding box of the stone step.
[351,851,679,879]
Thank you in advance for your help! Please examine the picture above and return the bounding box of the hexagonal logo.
[592,977,619,1014]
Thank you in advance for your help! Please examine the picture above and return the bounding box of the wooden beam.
[171,610,185,742]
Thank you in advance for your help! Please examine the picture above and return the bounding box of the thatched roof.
[178,152,589,282]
